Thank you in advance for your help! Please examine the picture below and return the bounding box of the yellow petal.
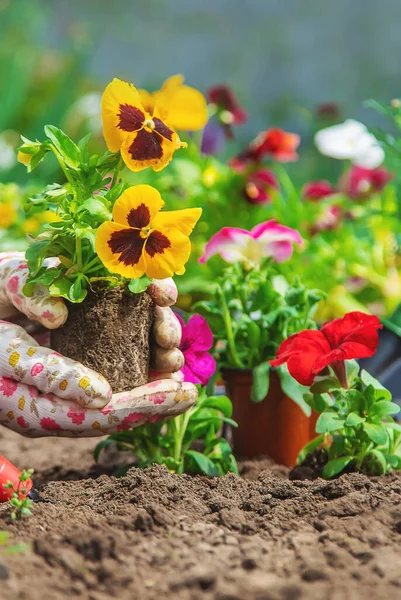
[95,221,146,278]
[159,74,208,131]
[112,185,165,227]
[101,78,145,152]
[151,208,202,236]
[17,150,32,166]
[138,88,155,114]
[143,228,191,279]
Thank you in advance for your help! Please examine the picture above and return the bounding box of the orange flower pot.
[0,455,32,503]
[222,369,318,467]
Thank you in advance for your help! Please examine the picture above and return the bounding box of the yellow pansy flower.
[139,74,208,132]
[17,150,32,167]
[96,184,202,280]
[22,217,41,234]
[101,78,187,172]
[0,203,17,229]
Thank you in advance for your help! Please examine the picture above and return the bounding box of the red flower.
[207,84,248,129]
[244,169,279,205]
[339,166,393,199]
[229,128,300,171]
[270,312,382,387]
[302,180,336,202]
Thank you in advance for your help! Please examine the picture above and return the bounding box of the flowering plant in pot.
[272,311,401,479]
[194,220,325,465]
[17,76,204,393]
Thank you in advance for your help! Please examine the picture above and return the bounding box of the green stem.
[76,237,83,272]
[173,410,193,470]
[111,155,124,188]
[217,284,245,368]
[50,146,75,186]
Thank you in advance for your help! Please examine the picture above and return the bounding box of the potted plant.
[194,221,325,466]
[17,77,204,392]
[271,311,401,479]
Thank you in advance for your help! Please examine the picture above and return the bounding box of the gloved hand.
[0,252,196,437]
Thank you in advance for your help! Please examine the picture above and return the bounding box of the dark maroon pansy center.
[117,103,175,163]
[108,227,171,266]
[127,203,151,228]
[118,104,145,132]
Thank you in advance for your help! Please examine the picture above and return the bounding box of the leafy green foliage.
[3,469,34,521]
[301,367,401,478]
[19,124,147,303]
[194,265,324,412]
[94,388,238,477]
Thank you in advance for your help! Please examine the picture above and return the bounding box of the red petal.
[321,311,381,354]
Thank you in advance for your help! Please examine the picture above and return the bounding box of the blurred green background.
[2,0,401,184]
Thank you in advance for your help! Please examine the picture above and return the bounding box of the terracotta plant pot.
[222,368,318,467]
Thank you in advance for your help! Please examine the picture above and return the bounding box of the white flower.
[0,136,16,172]
[314,119,384,169]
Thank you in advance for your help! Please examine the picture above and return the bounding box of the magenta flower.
[339,166,393,199]
[302,180,336,202]
[176,314,216,386]
[199,221,302,266]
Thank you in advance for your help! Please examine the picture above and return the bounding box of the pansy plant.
[195,221,325,405]
[272,312,401,479]
[18,77,204,303]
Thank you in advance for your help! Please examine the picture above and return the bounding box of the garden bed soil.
[50,287,154,392]
[2,427,401,599]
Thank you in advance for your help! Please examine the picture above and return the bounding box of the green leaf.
[251,363,270,402]
[363,422,388,445]
[201,395,233,418]
[348,390,367,413]
[184,450,219,476]
[277,365,311,416]
[297,434,325,464]
[310,377,341,394]
[247,320,261,348]
[345,413,365,427]
[25,240,50,276]
[370,449,388,474]
[360,370,392,401]
[315,409,345,434]
[69,276,87,303]
[78,198,112,221]
[44,125,80,168]
[49,278,74,299]
[93,439,114,462]
[323,456,354,479]
[128,276,152,294]
[369,401,400,419]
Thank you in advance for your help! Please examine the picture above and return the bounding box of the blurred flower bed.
[2,0,401,330]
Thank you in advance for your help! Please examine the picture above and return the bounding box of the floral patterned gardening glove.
[0,252,197,437]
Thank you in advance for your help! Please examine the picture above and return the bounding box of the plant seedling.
[3,469,34,520]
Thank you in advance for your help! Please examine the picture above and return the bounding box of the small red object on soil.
[0,455,33,502]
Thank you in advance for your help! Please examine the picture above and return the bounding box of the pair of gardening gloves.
[0,252,197,437]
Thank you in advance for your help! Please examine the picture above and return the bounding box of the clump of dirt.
[2,428,401,600]
[51,286,154,392]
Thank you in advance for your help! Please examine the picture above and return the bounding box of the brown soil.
[2,429,401,599]
[51,287,154,392]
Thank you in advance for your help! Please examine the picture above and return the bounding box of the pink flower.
[244,169,279,205]
[117,412,146,432]
[7,276,19,295]
[302,180,337,202]
[0,377,18,398]
[176,314,216,386]
[339,166,393,199]
[40,417,62,431]
[67,407,87,425]
[31,363,44,377]
[199,220,302,266]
